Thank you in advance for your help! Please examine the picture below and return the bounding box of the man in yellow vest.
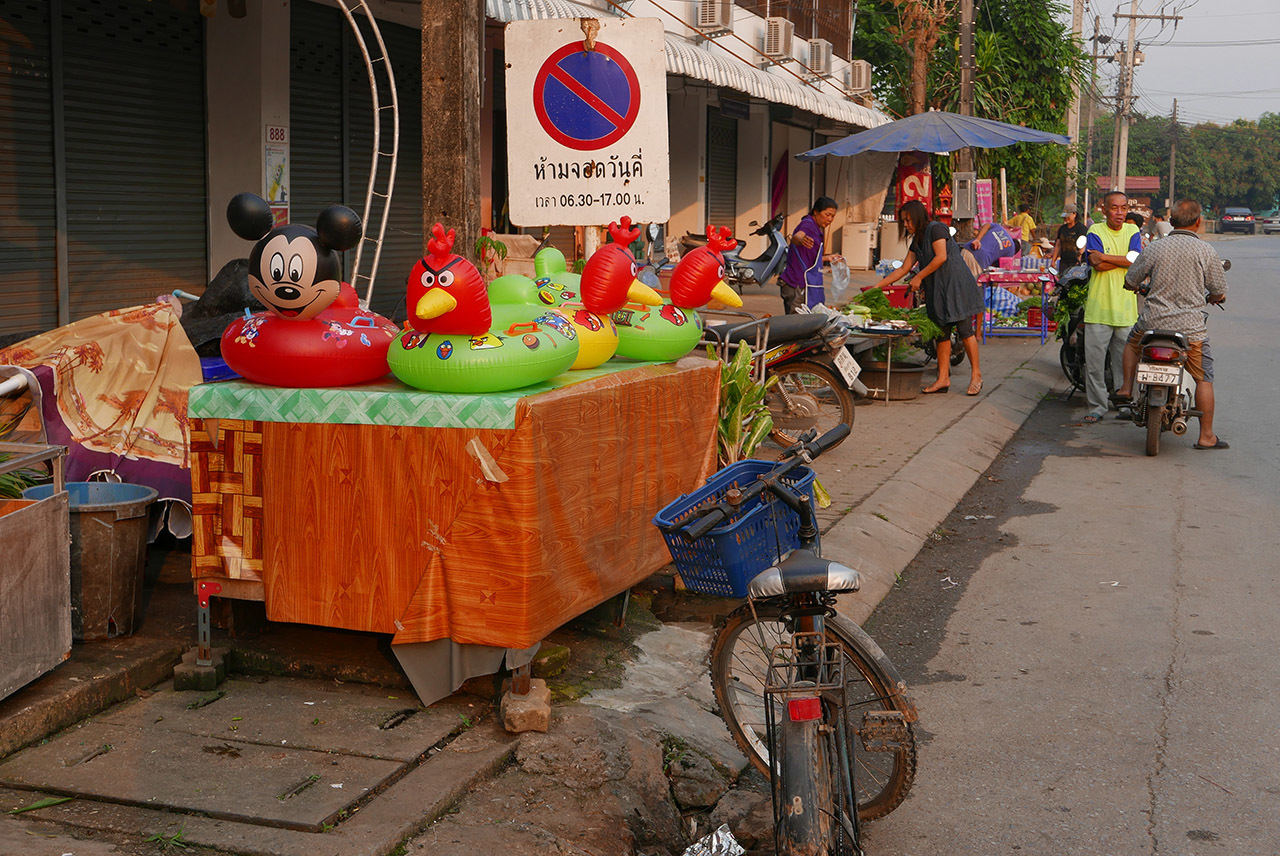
[1081,190,1143,423]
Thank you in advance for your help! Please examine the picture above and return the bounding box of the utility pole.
[422,0,483,261]
[1168,99,1177,211]
[1112,0,1139,193]
[1113,2,1183,195]
[1064,0,1084,208]
[1083,14,1101,217]
[956,0,975,173]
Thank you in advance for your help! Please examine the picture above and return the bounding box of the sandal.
[922,384,950,394]
[1108,391,1133,405]
[1082,413,1102,424]
[966,379,983,396]
[1193,437,1230,450]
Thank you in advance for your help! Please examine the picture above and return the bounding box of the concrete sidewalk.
[0,315,1070,855]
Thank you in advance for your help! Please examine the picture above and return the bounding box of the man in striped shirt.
[1114,199,1228,450]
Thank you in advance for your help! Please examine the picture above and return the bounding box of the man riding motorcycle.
[1112,199,1228,450]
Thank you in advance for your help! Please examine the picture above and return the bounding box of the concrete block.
[501,678,551,733]
[172,647,228,692]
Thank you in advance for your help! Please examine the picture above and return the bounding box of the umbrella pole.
[1000,168,1008,224]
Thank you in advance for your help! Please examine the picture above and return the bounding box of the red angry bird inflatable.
[406,223,492,335]
[669,225,743,309]
[580,216,661,314]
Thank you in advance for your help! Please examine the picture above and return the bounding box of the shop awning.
[485,0,890,131]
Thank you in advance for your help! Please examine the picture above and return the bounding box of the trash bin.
[22,482,158,641]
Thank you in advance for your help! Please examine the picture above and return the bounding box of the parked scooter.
[704,308,859,449]
[681,214,788,292]
[1123,258,1229,456]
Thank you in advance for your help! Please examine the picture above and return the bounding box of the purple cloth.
[780,215,825,307]
[971,223,1018,269]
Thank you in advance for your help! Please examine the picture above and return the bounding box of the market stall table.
[186,359,720,705]
[977,270,1056,344]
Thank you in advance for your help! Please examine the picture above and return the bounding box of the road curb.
[833,342,1060,626]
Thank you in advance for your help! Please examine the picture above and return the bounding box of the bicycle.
[657,425,917,855]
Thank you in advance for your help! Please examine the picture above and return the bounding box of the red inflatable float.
[218,193,396,387]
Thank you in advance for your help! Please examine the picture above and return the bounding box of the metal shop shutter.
[291,1,423,320]
[0,1,58,335]
[706,109,738,230]
[61,0,207,320]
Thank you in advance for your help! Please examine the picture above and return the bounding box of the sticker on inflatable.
[522,334,541,350]
[536,313,576,340]
[469,332,504,350]
[573,309,604,332]
[660,305,687,327]
[612,308,635,327]
[437,341,454,360]
[538,289,557,306]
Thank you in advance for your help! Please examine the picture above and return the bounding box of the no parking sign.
[506,18,670,226]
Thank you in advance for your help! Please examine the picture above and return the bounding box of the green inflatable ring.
[389,304,580,393]
[612,303,704,362]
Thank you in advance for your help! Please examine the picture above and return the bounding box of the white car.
[1261,210,1280,234]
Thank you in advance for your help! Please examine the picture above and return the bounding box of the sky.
[1060,0,1280,125]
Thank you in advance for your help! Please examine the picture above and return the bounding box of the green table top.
[187,361,672,430]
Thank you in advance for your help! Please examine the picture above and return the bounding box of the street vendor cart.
[186,359,719,705]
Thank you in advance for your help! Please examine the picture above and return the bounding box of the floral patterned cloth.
[0,303,201,503]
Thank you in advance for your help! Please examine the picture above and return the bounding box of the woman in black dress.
[873,200,985,395]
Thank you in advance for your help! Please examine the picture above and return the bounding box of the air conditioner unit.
[807,38,833,76]
[697,0,732,32]
[764,17,795,60]
[846,59,872,95]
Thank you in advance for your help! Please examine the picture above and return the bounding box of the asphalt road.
[861,234,1280,854]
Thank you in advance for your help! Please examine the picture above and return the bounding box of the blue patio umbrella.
[796,110,1071,161]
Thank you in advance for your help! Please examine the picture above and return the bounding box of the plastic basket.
[653,460,815,597]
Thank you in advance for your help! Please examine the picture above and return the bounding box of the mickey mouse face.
[227,193,362,323]
[247,226,341,320]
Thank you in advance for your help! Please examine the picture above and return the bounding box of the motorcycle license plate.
[1136,363,1181,385]
[833,347,861,385]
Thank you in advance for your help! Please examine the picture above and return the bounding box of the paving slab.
[96,676,473,762]
[0,719,401,831]
[0,721,518,856]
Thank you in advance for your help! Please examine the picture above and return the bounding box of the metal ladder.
[335,0,399,308]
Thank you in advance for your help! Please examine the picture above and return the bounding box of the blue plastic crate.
[653,460,815,597]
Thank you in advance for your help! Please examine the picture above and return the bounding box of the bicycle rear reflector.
[787,697,822,722]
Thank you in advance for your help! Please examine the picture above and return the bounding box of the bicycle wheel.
[767,361,855,449]
[710,602,917,821]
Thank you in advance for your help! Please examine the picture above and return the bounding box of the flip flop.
[1193,438,1229,450]
[1082,413,1102,424]
[922,385,950,394]
[1108,392,1133,405]
[967,379,983,396]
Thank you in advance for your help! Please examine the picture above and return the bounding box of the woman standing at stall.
[779,197,842,314]
[873,200,985,395]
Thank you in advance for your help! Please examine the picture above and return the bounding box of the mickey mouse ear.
[317,205,363,252]
[227,193,274,241]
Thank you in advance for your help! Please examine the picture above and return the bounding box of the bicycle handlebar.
[678,423,850,541]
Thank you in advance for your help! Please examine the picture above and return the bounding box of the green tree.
[853,0,1087,220]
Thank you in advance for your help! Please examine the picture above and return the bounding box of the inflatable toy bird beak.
[711,280,743,308]
[416,288,458,320]
[627,280,663,307]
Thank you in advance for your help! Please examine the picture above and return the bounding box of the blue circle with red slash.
[533,41,640,151]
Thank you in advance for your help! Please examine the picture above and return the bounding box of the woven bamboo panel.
[190,418,265,582]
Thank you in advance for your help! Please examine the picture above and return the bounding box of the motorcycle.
[681,214,788,292]
[1124,259,1229,456]
[1050,260,1093,393]
[704,307,860,450]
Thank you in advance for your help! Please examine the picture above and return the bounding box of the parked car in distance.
[1219,207,1256,234]
[1262,211,1280,234]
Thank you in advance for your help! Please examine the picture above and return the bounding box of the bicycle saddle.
[703,313,826,345]
[748,548,862,598]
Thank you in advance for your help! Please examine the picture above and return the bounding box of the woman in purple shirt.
[780,197,843,314]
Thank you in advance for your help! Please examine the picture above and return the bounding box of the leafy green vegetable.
[0,454,49,500]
